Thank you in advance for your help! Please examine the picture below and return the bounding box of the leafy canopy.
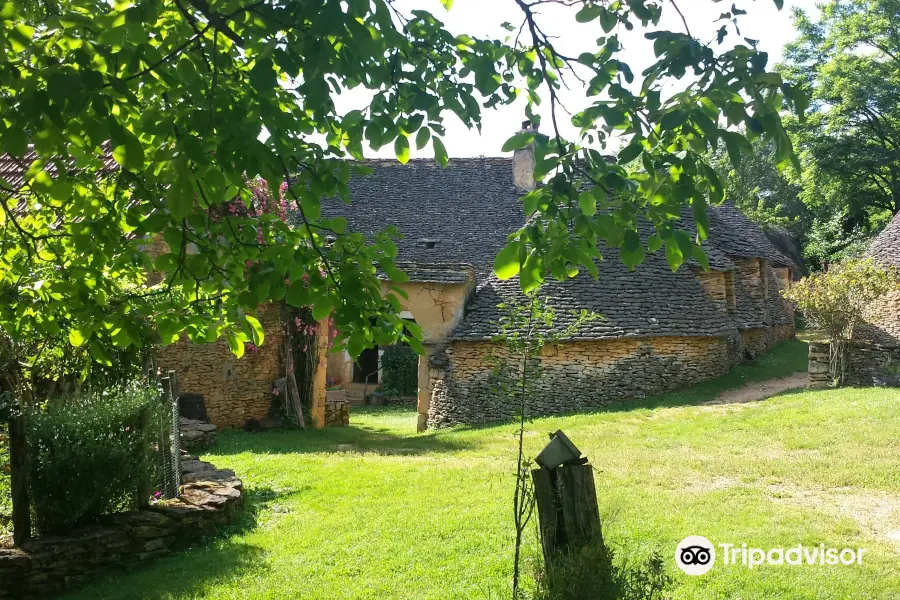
[778,0,900,264]
[0,0,802,370]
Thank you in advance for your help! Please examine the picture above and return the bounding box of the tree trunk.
[8,410,30,546]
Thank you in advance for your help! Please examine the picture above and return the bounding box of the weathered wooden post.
[531,430,602,568]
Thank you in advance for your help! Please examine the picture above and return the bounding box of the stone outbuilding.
[849,211,900,385]
[316,157,797,430]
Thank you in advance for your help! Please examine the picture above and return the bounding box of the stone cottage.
[316,155,797,430]
[846,211,900,386]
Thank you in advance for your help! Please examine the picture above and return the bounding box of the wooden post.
[531,463,601,567]
[8,409,31,546]
[136,407,151,509]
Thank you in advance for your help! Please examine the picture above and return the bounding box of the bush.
[26,382,163,534]
[379,345,418,397]
[532,541,672,600]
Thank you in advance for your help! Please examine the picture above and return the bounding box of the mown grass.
[55,340,900,598]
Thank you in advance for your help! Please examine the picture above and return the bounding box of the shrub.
[379,345,418,397]
[532,541,672,600]
[783,258,899,384]
[26,382,164,534]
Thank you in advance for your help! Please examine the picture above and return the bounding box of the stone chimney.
[512,120,538,191]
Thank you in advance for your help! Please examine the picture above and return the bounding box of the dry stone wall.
[428,336,733,427]
[740,327,776,358]
[155,304,284,428]
[0,459,243,600]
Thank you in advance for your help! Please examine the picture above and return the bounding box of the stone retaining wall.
[0,459,243,599]
[808,340,900,388]
[428,336,734,427]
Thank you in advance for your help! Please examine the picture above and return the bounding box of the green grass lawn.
[53,340,900,598]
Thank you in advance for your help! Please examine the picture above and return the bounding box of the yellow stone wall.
[155,303,284,428]
[693,269,729,313]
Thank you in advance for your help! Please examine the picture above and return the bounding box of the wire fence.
[152,371,181,500]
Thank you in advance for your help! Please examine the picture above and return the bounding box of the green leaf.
[312,297,333,321]
[578,191,597,217]
[440,0,453,9]
[415,127,431,150]
[620,230,645,269]
[772,0,784,8]
[169,174,193,220]
[226,332,245,358]
[89,340,113,366]
[494,241,522,279]
[617,142,643,164]
[286,282,310,307]
[433,136,449,167]
[520,252,544,293]
[112,131,144,172]
[69,327,90,347]
[575,4,603,23]
[394,134,410,164]
[665,238,684,272]
[501,131,535,152]
[245,315,265,346]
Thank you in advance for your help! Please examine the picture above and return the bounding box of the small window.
[418,238,440,250]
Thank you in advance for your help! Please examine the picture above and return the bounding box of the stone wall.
[0,459,243,600]
[774,323,796,342]
[807,342,830,388]
[734,258,765,305]
[741,327,776,358]
[847,343,900,387]
[155,304,284,428]
[808,340,900,388]
[694,269,728,313]
[428,336,734,427]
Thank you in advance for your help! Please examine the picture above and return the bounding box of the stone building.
[316,156,797,430]
[847,211,900,386]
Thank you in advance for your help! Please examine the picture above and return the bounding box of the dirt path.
[706,371,808,405]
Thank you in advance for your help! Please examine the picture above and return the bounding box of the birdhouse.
[535,429,583,470]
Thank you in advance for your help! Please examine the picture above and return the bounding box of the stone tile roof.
[382,262,474,284]
[315,158,525,280]
[868,211,900,267]
[708,202,797,269]
[0,148,118,191]
[451,245,736,341]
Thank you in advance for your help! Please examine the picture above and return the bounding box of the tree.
[0,0,804,387]
[783,258,899,384]
[779,0,900,265]
[709,137,808,232]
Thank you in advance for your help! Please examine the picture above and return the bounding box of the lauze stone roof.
[869,211,900,268]
[321,157,795,340]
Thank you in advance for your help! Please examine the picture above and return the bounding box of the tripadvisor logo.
[675,536,868,575]
[675,536,716,575]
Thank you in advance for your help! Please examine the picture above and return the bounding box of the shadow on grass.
[209,418,471,456]
[209,340,810,455]
[62,486,297,600]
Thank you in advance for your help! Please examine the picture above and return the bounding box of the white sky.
[349,0,820,158]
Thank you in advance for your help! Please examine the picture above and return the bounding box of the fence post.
[8,406,31,546]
